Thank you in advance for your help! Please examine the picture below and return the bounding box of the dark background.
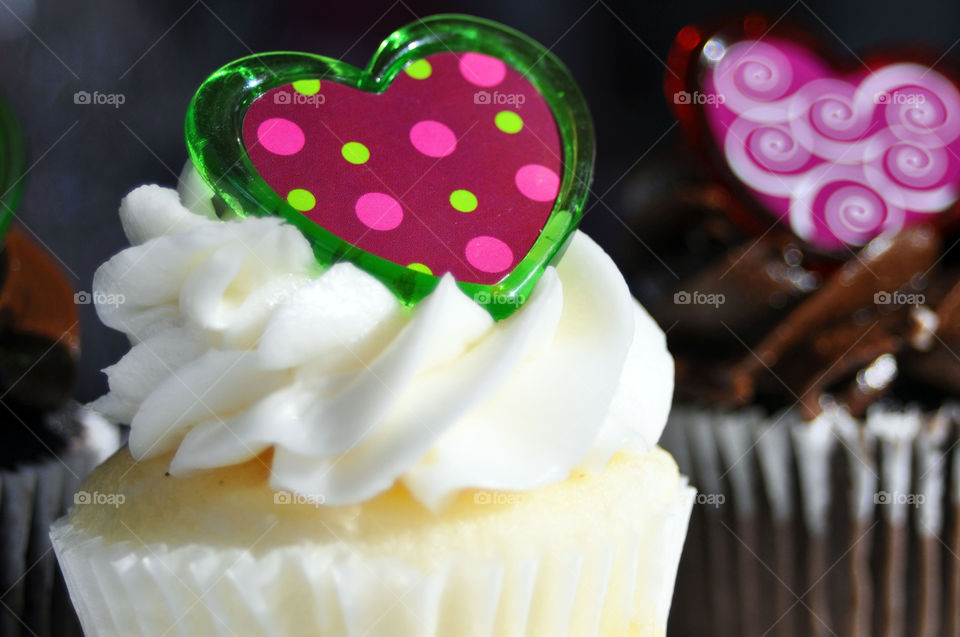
[0,0,957,402]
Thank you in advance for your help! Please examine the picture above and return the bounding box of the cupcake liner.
[663,403,960,637]
[0,405,119,637]
[51,478,695,637]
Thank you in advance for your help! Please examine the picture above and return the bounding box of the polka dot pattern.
[407,262,432,275]
[341,141,370,164]
[495,111,523,134]
[257,118,305,156]
[242,52,562,285]
[409,120,457,158]
[459,53,507,87]
[515,164,560,202]
[449,189,478,212]
[465,236,513,273]
[404,59,432,80]
[287,188,315,211]
[293,79,321,95]
[355,192,403,230]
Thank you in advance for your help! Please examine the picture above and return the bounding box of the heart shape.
[186,15,593,319]
[666,17,960,253]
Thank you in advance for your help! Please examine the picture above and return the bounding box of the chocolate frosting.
[626,146,960,419]
[0,226,80,466]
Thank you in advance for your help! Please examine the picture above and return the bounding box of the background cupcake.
[0,94,119,637]
[624,140,960,637]
[613,16,960,633]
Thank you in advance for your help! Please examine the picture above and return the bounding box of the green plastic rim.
[185,14,595,320]
[0,96,24,240]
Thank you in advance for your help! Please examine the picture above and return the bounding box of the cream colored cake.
[56,446,691,636]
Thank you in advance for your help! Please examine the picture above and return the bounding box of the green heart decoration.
[185,14,594,320]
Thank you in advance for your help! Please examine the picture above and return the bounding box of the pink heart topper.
[670,24,960,252]
[242,52,562,285]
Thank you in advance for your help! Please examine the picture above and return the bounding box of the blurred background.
[0,0,958,402]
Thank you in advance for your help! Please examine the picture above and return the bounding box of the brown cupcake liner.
[661,403,960,637]
[0,404,118,637]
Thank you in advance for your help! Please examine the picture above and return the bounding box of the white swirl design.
[747,124,813,173]
[884,143,948,189]
[823,183,887,243]
[88,175,675,511]
[712,40,795,120]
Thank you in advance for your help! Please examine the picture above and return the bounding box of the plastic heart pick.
[186,15,593,320]
[666,16,960,254]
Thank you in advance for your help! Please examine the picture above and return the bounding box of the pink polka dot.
[355,192,403,230]
[515,164,560,202]
[459,53,507,87]
[409,120,457,158]
[256,118,305,155]
[465,236,513,273]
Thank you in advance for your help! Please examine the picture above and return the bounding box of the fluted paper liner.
[51,481,694,637]
[663,404,960,637]
[0,406,119,637]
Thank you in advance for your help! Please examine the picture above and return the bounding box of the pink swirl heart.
[700,37,960,250]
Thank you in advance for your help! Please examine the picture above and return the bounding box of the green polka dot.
[408,262,432,275]
[341,142,370,165]
[293,79,321,95]
[405,59,432,80]
[449,189,478,213]
[287,189,316,211]
[495,110,523,134]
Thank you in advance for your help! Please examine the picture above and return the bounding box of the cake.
[51,15,695,637]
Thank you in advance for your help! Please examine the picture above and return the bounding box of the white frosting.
[89,177,674,510]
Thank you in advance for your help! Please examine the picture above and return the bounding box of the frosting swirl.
[89,170,673,510]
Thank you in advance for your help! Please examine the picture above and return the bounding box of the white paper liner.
[51,480,694,637]
[753,409,796,522]
[716,410,762,517]
[916,406,953,536]
[832,406,879,524]
[869,405,921,527]
[790,410,835,535]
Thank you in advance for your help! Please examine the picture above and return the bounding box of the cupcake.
[620,18,960,634]
[52,15,694,637]
[647,175,960,637]
[0,96,119,636]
